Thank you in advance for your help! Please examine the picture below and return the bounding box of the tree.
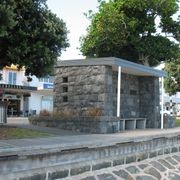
[0,0,69,78]
[164,59,180,95]
[80,0,179,66]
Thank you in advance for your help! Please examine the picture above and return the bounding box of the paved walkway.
[1,119,180,155]
[67,152,180,180]
[0,128,180,154]
[2,118,180,179]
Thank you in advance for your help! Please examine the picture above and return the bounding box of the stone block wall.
[139,76,160,128]
[29,116,147,133]
[163,115,176,128]
[54,65,113,116]
[112,72,140,117]
[113,72,160,121]
[113,74,160,126]
[54,65,161,129]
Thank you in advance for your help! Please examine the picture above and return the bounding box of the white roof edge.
[113,57,167,77]
[56,57,167,77]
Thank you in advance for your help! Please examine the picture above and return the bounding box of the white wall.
[28,75,43,88]
[42,96,53,112]
[0,68,26,85]
[29,93,42,115]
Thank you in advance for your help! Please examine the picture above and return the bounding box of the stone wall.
[112,73,160,124]
[54,65,113,116]
[163,115,176,128]
[139,76,160,128]
[112,74,160,127]
[1,133,180,179]
[54,66,142,118]
[54,65,161,129]
[121,73,140,118]
[29,116,146,133]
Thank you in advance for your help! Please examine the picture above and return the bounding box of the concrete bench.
[118,118,146,131]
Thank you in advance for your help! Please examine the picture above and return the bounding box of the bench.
[118,118,146,131]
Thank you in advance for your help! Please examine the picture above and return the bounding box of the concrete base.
[29,116,147,133]
[163,115,176,128]
[0,130,180,179]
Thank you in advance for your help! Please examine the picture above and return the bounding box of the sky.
[47,0,99,60]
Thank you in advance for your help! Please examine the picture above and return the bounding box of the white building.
[0,65,54,116]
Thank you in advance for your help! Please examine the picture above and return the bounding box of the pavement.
[0,117,180,155]
[1,117,180,180]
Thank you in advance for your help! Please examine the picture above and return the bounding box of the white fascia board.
[113,58,167,77]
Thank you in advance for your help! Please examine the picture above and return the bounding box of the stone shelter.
[54,57,167,133]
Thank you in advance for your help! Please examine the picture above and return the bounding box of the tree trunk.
[139,54,150,66]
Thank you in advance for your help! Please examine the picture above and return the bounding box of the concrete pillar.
[117,66,121,117]
[161,77,164,129]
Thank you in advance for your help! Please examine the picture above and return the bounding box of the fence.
[0,101,7,124]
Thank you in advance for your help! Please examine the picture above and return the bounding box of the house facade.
[54,57,166,130]
[0,65,54,116]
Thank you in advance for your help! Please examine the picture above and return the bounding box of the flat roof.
[56,57,166,77]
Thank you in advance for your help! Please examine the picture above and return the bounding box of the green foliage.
[176,118,180,126]
[80,0,179,66]
[0,1,16,37]
[164,59,180,95]
[0,0,69,77]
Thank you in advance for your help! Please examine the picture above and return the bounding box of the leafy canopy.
[164,59,180,95]
[0,0,69,77]
[80,0,179,66]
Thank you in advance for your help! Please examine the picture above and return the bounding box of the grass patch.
[0,126,53,140]
[176,117,180,127]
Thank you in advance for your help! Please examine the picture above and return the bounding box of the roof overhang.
[56,57,167,77]
[0,84,37,94]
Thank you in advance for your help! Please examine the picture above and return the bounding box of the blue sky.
[47,0,99,60]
